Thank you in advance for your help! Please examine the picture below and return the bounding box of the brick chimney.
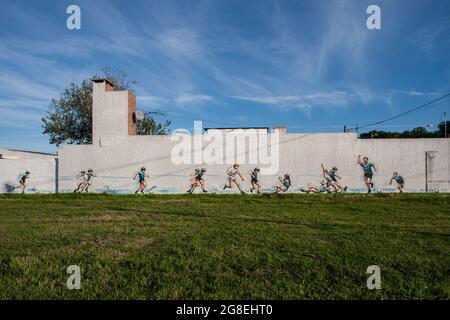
[128,92,137,135]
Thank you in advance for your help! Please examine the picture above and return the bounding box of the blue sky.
[0,0,449,153]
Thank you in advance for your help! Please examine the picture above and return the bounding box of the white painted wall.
[55,80,450,194]
[0,158,56,193]
[92,81,129,147]
[4,80,448,194]
[57,133,450,193]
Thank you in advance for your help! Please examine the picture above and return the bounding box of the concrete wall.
[0,150,56,193]
[92,80,130,147]
[5,79,448,194]
[56,80,450,194]
[278,133,449,192]
[57,133,450,193]
[0,149,56,160]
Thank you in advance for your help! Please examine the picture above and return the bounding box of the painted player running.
[390,171,405,193]
[82,169,96,192]
[274,174,291,193]
[134,167,149,194]
[73,170,86,193]
[248,167,261,193]
[357,155,377,193]
[223,163,245,194]
[187,168,207,194]
[14,171,30,193]
[187,168,200,193]
[321,163,347,192]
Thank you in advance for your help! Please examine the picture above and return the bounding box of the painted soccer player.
[357,155,377,193]
[187,168,207,194]
[390,172,405,193]
[73,170,86,193]
[187,168,200,193]
[300,180,331,194]
[248,167,261,193]
[321,163,347,192]
[275,174,291,193]
[82,169,96,193]
[134,167,149,194]
[223,164,245,194]
[15,171,30,193]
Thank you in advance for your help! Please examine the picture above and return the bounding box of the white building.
[0,149,57,193]
[1,79,449,193]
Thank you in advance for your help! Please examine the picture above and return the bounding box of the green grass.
[0,193,449,300]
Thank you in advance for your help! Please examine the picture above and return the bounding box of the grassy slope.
[0,193,449,300]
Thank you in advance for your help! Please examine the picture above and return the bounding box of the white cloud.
[136,95,168,108]
[231,91,350,111]
[0,107,43,128]
[155,28,203,59]
[0,98,48,110]
[408,91,425,96]
[175,94,215,106]
[0,73,59,101]
[411,21,450,55]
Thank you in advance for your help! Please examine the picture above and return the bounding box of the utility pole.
[445,112,448,138]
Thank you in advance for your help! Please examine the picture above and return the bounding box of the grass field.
[0,193,449,300]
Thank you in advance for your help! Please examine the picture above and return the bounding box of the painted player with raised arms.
[357,155,377,193]
[321,163,347,192]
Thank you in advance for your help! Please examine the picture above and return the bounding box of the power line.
[358,92,450,130]
[163,112,239,127]
[150,93,450,133]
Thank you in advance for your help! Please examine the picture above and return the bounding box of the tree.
[436,121,450,138]
[359,121,450,139]
[136,112,171,135]
[42,68,169,145]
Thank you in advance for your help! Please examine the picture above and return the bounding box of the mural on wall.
[1,80,449,194]
[1,171,444,194]
[51,172,443,194]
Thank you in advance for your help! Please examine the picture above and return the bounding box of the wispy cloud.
[231,91,350,112]
[411,20,450,56]
[0,0,448,152]
[0,98,49,110]
[175,94,215,106]
[0,72,59,102]
[136,95,168,109]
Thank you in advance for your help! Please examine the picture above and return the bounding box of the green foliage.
[136,112,171,135]
[42,68,169,145]
[42,80,93,145]
[360,121,450,139]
